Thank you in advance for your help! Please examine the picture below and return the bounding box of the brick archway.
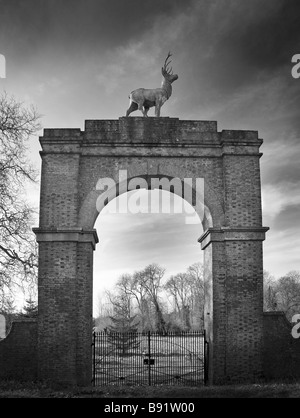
[34,117,268,386]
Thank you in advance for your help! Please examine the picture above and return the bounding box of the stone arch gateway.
[33,117,268,386]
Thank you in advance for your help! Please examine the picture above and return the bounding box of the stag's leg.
[137,103,147,117]
[144,107,149,117]
[155,103,161,117]
[126,102,138,117]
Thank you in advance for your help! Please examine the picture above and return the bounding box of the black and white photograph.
[0,0,300,400]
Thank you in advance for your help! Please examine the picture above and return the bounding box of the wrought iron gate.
[92,331,208,386]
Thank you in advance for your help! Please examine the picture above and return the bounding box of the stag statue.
[126,52,178,117]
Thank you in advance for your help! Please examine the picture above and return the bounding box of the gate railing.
[92,330,208,387]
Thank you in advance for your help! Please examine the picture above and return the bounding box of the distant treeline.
[95,266,300,333]
[95,263,204,333]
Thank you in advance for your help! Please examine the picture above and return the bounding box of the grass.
[0,380,300,398]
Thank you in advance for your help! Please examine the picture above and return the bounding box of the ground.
[0,381,300,398]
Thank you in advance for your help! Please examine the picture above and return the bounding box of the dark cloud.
[180,0,300,98]
[2,0,299,94]
[0,0,196,59]
[217,0,300,72]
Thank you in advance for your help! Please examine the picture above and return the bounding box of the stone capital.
[198,227,269,250]
[33,227,99,250]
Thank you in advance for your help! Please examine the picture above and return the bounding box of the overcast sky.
[1,0,300,313]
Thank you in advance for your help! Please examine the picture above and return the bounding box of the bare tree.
[186,263,204,328]
[276,271,300,321]
[165,263,205,330]
[105,289,132,319]
[116,273,151,332]
[263,270,300,321]
[165,273,192,330]
[263,270,278,312]
[96,291,113,318]
[0,92,41,307]
[134,264,167,333]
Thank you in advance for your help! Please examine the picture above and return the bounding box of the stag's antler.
[162,52,173,76]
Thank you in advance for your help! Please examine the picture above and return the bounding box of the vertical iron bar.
[194,331,196,386]
[183,332,184,386]
[92,332,95,386]
[171,331,173,386]
[181,332,183,386]
[204,332,206,386]
[118,332,120,386]
[204,329,208,385]
[168,332,170,385]
[130,332,132,386]
[148,331,151,386]
[206,339,209,386]
[179,332,181,386]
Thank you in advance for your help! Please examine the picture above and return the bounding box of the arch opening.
[92,188,205,325]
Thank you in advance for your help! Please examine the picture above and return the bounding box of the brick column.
[33,228,98,386]
[199,227,268,384]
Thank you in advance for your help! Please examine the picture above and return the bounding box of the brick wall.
[0,320,37,381]
[263,312,300,380]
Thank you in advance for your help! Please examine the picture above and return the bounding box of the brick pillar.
[76,241,94,385]
[33,229,98,386]
[199,130,269,384]
[201,234,226,384]
[200,228,268,384]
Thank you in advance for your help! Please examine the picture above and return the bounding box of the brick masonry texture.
[33,117,269,386]
[263,313,300,379]
[0,320,37,381]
